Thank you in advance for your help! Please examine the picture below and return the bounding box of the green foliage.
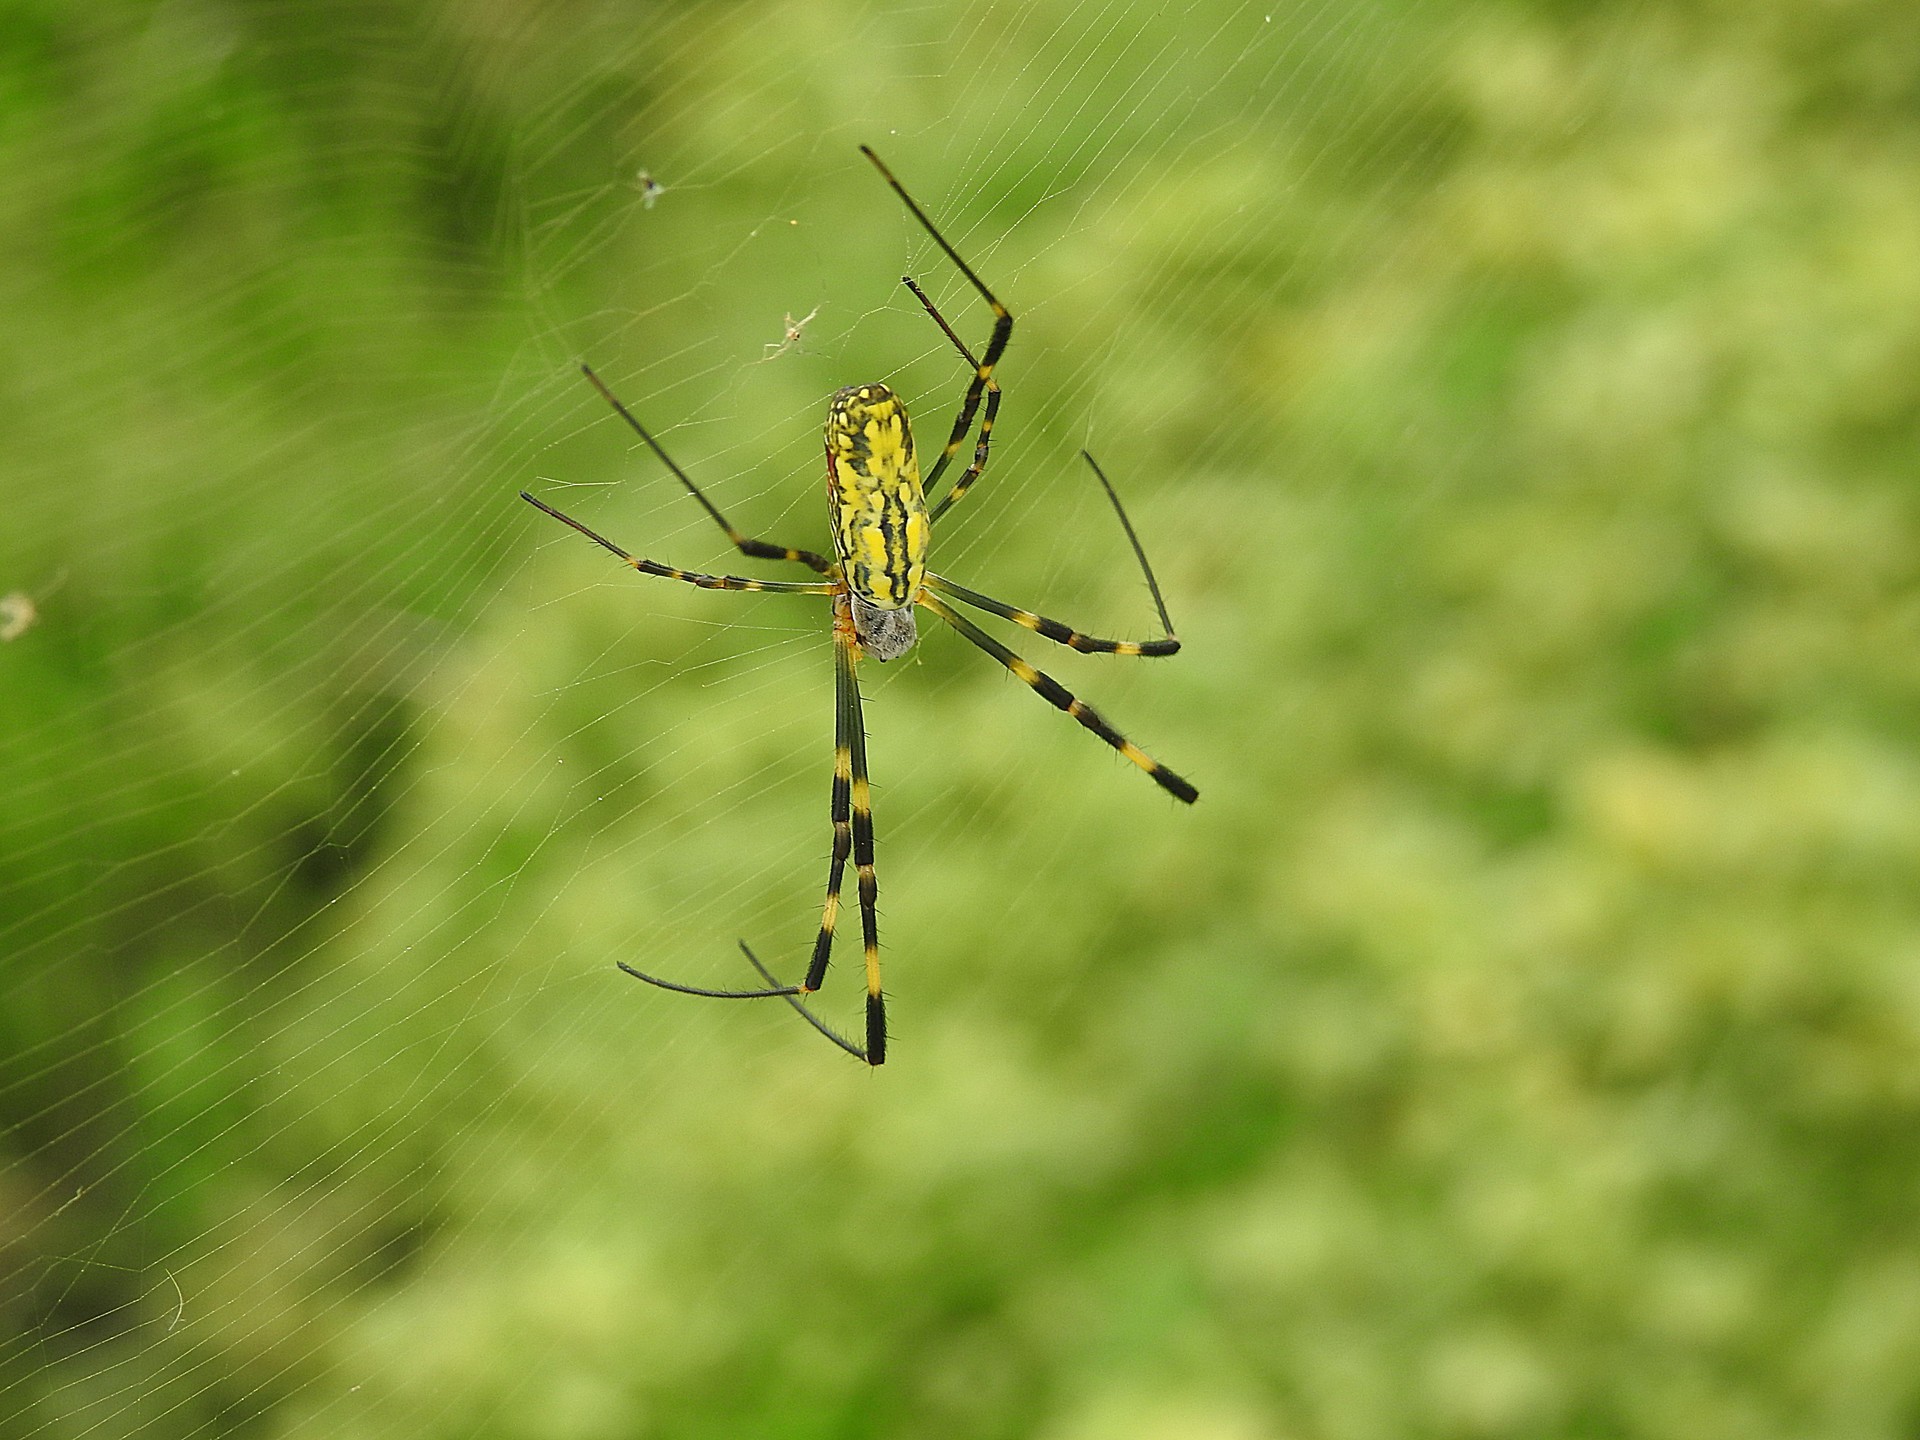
[5,0,1920,1436]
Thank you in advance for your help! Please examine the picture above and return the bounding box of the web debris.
[1,570,63,640]
[0,593,36,642]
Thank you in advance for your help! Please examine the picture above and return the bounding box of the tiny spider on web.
[759,305,821,361]
[523,146,1195,1065]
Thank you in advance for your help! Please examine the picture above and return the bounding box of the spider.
[522,145,1196,1065]
[760,305,821,361]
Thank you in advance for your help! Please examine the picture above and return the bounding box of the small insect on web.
[522,145,1196,1066]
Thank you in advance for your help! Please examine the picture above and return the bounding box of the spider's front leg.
[520,492,838,596]
[859,147,1015,524]
[580,363,838,575]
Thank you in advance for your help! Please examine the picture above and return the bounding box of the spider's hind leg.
[611,597,885,1066]
[741,943,870,1063]
[834,600,888,1063]
[922,452,1181,658]
[917,591,1198,805]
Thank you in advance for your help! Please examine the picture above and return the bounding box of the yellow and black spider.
[522,146,1196,1065]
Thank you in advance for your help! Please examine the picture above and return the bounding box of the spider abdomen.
[825,384,929,646]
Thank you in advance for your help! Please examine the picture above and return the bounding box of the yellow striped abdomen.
[826,384,928,609]
[825,383,929,661]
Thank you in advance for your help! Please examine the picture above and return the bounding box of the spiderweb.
[10,0,1920,1436]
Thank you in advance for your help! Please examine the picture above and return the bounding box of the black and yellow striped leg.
[802,632,857,993]
[521,492,839,596]
[926,573,1177,655]
[925,370,1002,524]
[843,626,887,1064]
[860,147,1014,520]
[917,591,1199,805]
[900,276,1006,522]
[615,623,875,1061]
[924,453,1182,655]
[767,609,887,1064]
[580,363,838,575]
[749,615,880,1063]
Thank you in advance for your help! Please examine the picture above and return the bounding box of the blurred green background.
[6,0,1920,1435]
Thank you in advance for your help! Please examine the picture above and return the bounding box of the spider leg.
[738,942,868,1061]
[802,627,858,993]
[842,609,888,1064]
[917,591,1198,804]
[735,607,885,1065]
[898,277,1005,524]
[521,492,838,595]
[860,147,1013,523]
[924,452,1181,656]
[607,596,882,1065]
[615,949,867,1062]
[617,960,797,1000]
[927,574,1176,655]
[580,363,838,575]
